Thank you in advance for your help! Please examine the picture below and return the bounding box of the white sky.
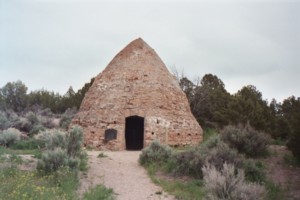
[0,0,299,102]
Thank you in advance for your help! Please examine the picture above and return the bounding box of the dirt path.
[264,145,300,200]
[78,151,175,200]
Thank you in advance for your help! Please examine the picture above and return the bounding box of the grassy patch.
[145,164,205,200]
[283,153,300,167]
[0,167,78,200]
[79,152,89,171]
[155,179,205,200]
[10,139,45,150]
[271,139,287,146]
[97,152,107,158]
[83,185,115,200]
[0,146,41,157]
[203,128,218,142]
[265,180,285,200]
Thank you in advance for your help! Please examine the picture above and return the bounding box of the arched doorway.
[125,116,144,150]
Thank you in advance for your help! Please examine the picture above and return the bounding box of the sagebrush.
[220,125,270,157]
[202,163,265,200]
[0,128,21,147]
[139,140,173,165]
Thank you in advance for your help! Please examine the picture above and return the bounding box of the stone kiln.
[71,38,203,150]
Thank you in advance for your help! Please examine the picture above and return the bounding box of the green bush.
[29,124,46,137]
[139,141,173,166]
[41,116,57,129]
[25,111,39,126]
[0,111,10,130]
[6,110,20,128]
[66,126,83,157]
[202,163,266,200]
[205,141,243,171]
[243,159,266,183]
[287,129,300,161]
[14,117,31,132]
[37,148,68,173]
[59,108,77,129]
[0,128,21,147]
[44,130,67,150]
[174,148,204,178]
[83,185,115,200]
[37,126,85,173]
[220,125,270,158]
[173,136,242,179]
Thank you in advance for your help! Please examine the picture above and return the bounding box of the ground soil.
[78,151,175,200]
[2,145,299,200]
[263,145,300,200]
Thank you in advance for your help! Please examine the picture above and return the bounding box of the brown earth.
[264,145,300,200]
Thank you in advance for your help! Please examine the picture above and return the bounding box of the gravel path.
[78,151,175,200]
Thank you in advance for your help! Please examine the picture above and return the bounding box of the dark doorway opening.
[125,116,144,150]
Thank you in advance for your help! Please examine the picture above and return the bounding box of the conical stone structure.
[71,38,203,150]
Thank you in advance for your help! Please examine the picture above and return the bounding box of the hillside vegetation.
[0,73,299,199]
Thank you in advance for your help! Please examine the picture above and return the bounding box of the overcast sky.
[0,0,299,102]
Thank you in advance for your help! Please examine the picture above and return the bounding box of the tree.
[73,77,95,109]
[179,77,195,102]
[233,85,272,132]
[27,89,62,113]
[281,96,300,159]
[188,74,231,128]
[200,74,225,91]
[0,81,28,112]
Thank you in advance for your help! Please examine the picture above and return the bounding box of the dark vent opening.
[105,129,117,141]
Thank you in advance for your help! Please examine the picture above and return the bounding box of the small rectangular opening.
[105,129,117,141]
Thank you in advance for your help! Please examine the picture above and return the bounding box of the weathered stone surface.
[71,38,203,150]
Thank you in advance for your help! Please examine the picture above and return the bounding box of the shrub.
[173,137,216,177]
[0,128,21,147]
[14,117,31,132]
[25,111,39,126]
[39,108,54,117]
[43,130,67,150]
[10,138,45,150]
[174,148,204,178]
[37,148,68,173]
[287,129,300,161]
[204,141,243,171]
[29,124,46,136]
[37,126,86,173]
[139,141,173,166]
[220,125,270,158]
[202,163,265,200]
[173,136,242,179]
[41,116,57,129]
[67,157,80,170]
[66,126,83,157]
[83,185,115,200]
[0,111,10,130]
[243,159,266,183]
[6,110,20,128]
[59,108,77,129]
[79,151,89,171]
[200,134,221,149]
